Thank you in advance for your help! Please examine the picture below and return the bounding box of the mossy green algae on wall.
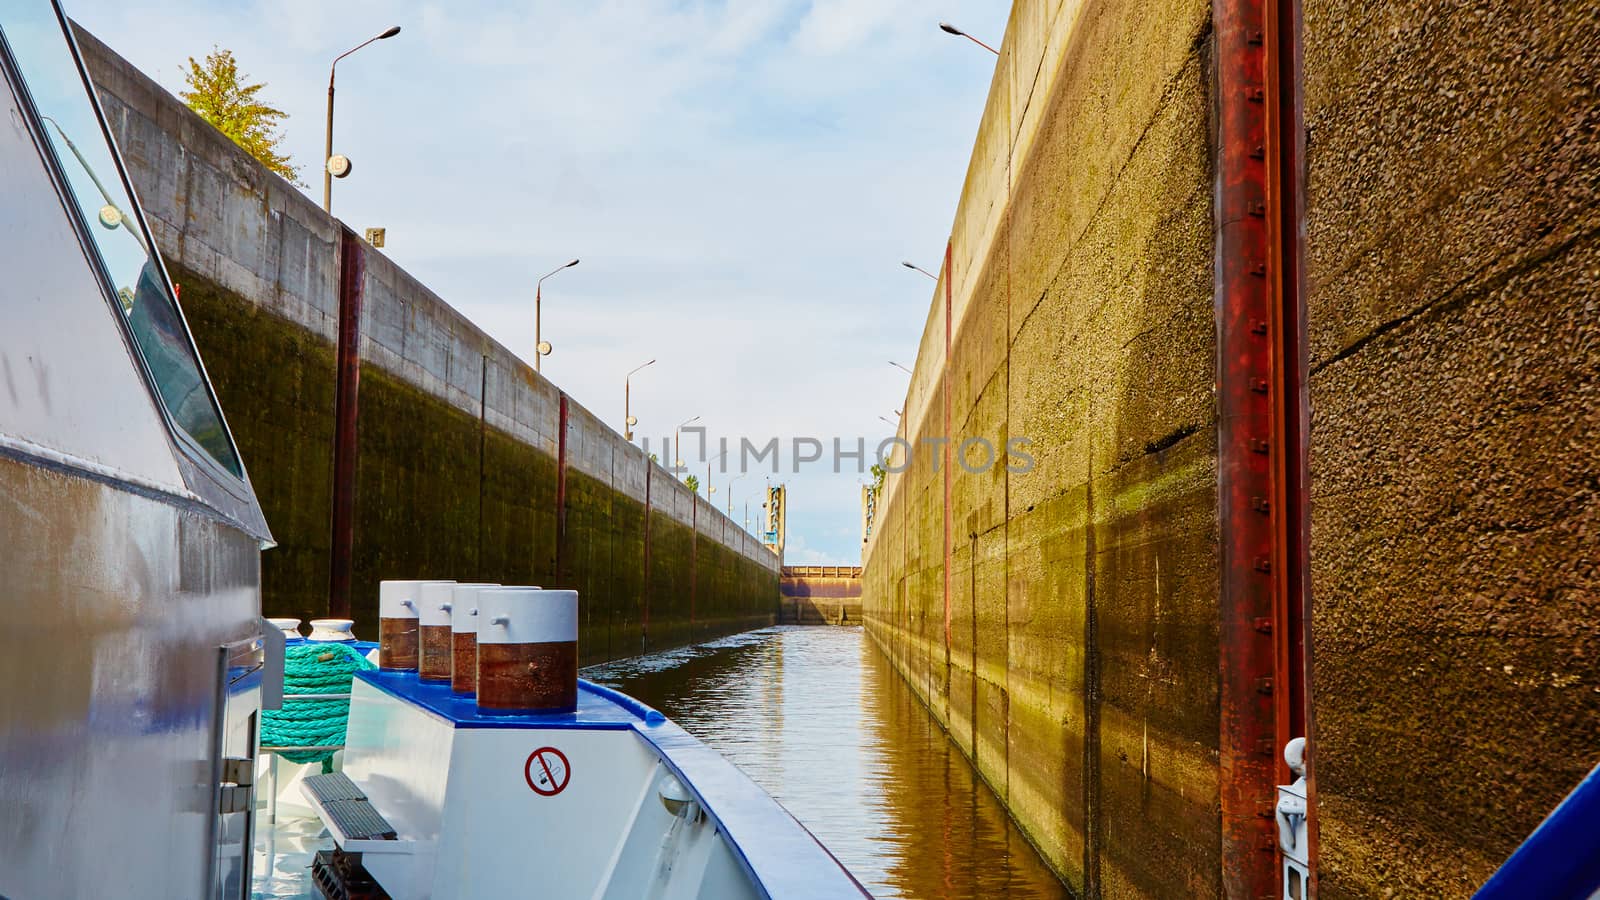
[859,0,1219,895]
[75,25,779,667]
[171,265,774,662]
[172,267,336,628]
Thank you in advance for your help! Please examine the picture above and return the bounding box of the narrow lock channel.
[585,626,1071,899]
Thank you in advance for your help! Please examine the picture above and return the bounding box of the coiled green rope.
[261,642,376,765]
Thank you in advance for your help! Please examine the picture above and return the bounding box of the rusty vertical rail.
[642,460,653,650]
[942,241,954,658]
[327,227,365,618]
[556,393,569,583]
[1271,0,1316,883]
[689,496,699,635]
[1215,0,1309,891]
[477,354,487,575]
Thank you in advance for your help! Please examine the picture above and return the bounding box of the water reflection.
[585,626,1071,899]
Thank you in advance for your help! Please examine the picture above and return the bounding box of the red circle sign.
[524,747,571,796]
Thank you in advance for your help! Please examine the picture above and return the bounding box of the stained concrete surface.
[862,0,1219,895]
[1304,3,1600,893]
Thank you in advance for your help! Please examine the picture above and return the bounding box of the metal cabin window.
[0,1,242,477]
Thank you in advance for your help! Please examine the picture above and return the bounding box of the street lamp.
[534,259,579,373]
[324,25,401,213]
[938,21,998,55]
[889,360,913,375]
[901,260,939,281]
[675,415,701,470]
[624,359,655,441]
[728,472,747,516]
[706,448,730,499]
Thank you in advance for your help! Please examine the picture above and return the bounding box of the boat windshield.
[0,0,242,477]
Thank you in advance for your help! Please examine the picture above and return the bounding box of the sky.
[67,0,1013,564]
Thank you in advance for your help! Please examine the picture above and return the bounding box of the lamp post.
[534,259,579,373]
[324,25,401,213]
[938,21,999,55]
[901,260,939,281]
[706,448,730,499]
[728,472,747,516]
[624,359,655,440]
[889,361,914,375]
[675,415,701,473]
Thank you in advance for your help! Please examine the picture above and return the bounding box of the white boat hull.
[304,672,867,899]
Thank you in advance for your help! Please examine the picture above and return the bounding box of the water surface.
[585,625,1071,899]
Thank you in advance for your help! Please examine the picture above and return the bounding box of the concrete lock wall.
[1303,2,1600,896]
[861,0,1219,895]
[75,27,779,664]
[862,0,1600,897]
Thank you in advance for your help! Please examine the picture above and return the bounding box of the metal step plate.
[322,799,398,841]
[304,772,398,840]
[303,772,367,804]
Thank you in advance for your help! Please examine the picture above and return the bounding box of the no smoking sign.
[524,746,571,797]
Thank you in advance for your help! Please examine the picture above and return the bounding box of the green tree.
[870,462,886,494]
[684,474,700,494]
[180,48,300,184]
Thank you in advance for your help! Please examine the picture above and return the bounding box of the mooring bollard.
[378,580,422,671]
[475,587,578,714]
[447,582,501,695]
[417,581,459,682]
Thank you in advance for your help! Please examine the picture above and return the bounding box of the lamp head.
[938,22,963,36]
[379,26,402,39]
[565,258,580,268]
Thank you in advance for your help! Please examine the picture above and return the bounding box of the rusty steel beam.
[642,460,653,649]
[1214,0,1310,891]
[327,227,365,618]
[689,494,699,633]
[1271,0,1317,882]
[556,393,569,582]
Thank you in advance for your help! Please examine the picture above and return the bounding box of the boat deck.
[252,813,327,900]
[250,674,661,899]
[252,674,868,899]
